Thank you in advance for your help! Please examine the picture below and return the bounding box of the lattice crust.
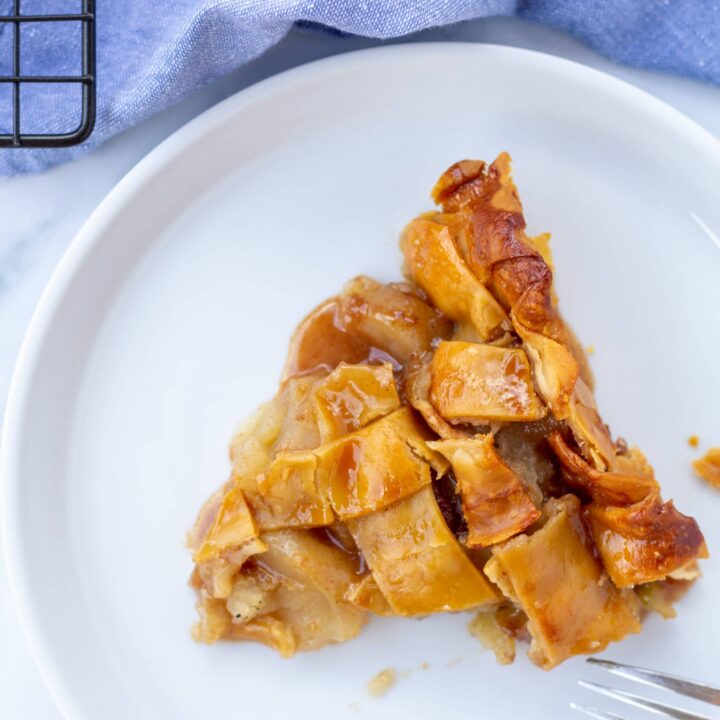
[188,154,707,668]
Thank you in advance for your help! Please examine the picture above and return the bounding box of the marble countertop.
[1,16,719,719]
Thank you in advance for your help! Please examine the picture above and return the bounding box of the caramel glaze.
[283,300,377,379]
[284,279,452,381]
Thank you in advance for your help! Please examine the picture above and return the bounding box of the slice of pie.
[188,154,707,669]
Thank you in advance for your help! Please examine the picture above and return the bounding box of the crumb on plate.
[585,345,595,355]
[367,669,396,697]
[688,435,700,448]
[693,448,720,488]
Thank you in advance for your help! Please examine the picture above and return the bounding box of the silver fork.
[572,658,720,720]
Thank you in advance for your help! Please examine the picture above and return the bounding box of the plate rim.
[3,41,720,718]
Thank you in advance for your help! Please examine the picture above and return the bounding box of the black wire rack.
[0,0,95,148]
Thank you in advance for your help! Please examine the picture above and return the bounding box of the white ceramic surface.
[3,43,720,719]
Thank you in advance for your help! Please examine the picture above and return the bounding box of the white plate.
[3,44,720,720]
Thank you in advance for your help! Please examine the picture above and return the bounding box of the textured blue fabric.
[0,0,718,174]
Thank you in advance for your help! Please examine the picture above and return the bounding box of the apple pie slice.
[188,154,707,669]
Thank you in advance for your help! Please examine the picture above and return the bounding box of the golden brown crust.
[429,341,547,424]
[548,431,658,505]
[584,496,709,588]
[401,217,511,342]
[485,495,641,669]
[427,158,584,429]
[402,352,468,438]
[430,435,541,547]
[314,362,401,442]
[250,452,334,531]
[192,486,259,563]
[348,485,499,615]
[314,407,435,520]
[336,276,452,366]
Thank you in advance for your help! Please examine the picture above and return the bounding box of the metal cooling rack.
[0,0,95,148]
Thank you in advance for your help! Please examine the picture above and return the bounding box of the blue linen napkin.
[0,0,718,175]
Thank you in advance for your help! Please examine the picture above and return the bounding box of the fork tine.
[578,680,717,720]
[570,702,629,720]
[588,659,720,707]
